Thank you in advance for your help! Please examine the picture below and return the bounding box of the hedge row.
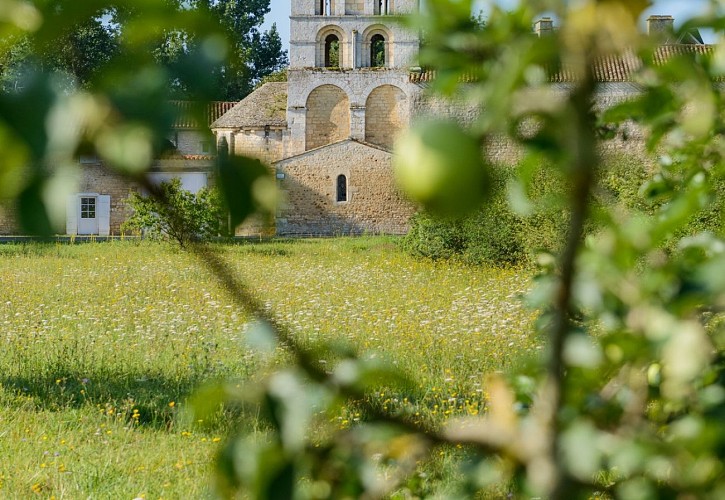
[401,154,724,267]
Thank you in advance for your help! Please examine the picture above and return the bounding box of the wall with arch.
[305,85,351,151]
[286,69,415,156]
[364,85,407,149]
[290,19,418,69]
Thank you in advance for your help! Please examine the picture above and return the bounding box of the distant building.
[213,0,421,235]
[210,3,716,236]
[0,2,717,237]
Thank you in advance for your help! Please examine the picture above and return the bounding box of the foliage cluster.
[402,163,564,266]
[0,0,287,99]
[253,68,288,90]
[404,154,724,267]
[388,1,725,497]
[121,178,229,246]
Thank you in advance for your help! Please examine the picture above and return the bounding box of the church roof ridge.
[274,138,392,164]
[409,44,720,84]
[211,82,288,129]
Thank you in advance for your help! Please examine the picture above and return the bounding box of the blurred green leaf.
[220,437,296,500]
[16,175,52,236]
[0,69,55,160]
[186,381,242,427]
[216,154,274,229]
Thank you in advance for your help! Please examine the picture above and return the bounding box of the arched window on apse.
[371,34,386,67]
[336,175,347,202]
[325,34,340,67]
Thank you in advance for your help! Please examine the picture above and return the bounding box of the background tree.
[0,9,118,90]
[190,0,287,100]
[0,0,287,100]
[49,17,118,84]
[254,67,288,89]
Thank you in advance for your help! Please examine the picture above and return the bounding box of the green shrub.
[402,163,569,266]
[460,197,524,265]
[404,153,723,267]
[517,163,571,261]
[121,178,229,247]
[400,212,466,260]
[459,166,528,266]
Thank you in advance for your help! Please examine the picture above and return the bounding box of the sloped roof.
[551,44,716,83]
[170,101,237,129]
[274,138,392,165]
[211,82,288,129]
[410,44,718,84]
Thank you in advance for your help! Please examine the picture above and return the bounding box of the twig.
[546,66,599,498]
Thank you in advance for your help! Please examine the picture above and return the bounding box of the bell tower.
[289,0,419,69]
[286,0,421,155]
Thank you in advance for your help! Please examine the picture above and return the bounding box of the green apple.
[394,119,489,217]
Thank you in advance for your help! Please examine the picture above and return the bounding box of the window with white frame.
[80,197,96,219]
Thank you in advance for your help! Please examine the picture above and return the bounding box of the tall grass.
[0,238,538,497]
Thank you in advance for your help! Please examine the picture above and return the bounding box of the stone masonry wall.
[286,69,415,156]
[0,201,19,235]
[0,160,226,236]
[277,140,415,235]
[306,84,351,150]
[345,0,364,15]
[232,128,286,164]
[173,130,212,156]
[0,163,137,236]
[413,82,651,166]
[290,16,418,69]
[365,84,407,149]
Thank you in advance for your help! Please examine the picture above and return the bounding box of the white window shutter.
[98,195,111,236]
[66,195,78,235]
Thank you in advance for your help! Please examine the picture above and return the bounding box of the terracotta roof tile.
[170,101,237,129]
[410,44,718,84]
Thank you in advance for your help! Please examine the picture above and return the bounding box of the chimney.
[534,17,554,37]
[647,15,674,36]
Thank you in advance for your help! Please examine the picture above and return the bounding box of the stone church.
[212,0,422,236]
[209,3,714,237]
[0,0,713,237]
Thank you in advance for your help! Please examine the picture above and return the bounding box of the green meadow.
[0,238,538,498]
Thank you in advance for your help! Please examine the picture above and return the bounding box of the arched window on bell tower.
[325,34,340,67]
[319,0,332,16]
[362,26,392,67]
[374,0,390,15]
[371,34,386,67]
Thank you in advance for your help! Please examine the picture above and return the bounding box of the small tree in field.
[122,178,228,247]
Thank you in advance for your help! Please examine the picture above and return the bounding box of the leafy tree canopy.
[0,0,287,99]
